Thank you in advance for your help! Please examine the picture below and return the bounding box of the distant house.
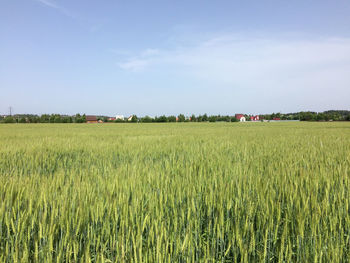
[250,115,260,121]
[273,117,281,121]
[127,115,134,121]
[115,115,124,120]
[86,115,98,123]
[108,117,116,121]
[235,114,246,122]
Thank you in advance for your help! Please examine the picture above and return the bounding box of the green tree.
[40,114,50,123]
[19,117,26,123]
[54,115,62,123]
[140,116,153,123]
[3,116,15,123]
[316,113,325,121]
[177,114,185,122]
[209,116,217,122]
[202,114,208,122]
[74,114,86,123]
[190,114,196,122]
[168,116,176,122]
[156,115,168,122]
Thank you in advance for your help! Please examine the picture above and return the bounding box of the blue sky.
[1,0,350,116]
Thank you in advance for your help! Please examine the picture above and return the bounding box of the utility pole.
[9,106,13,116]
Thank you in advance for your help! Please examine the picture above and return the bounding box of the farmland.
[0,122,349,262]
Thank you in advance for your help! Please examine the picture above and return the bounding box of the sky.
[1,0,350,116]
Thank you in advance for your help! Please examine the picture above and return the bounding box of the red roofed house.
[86,115,98,123]
[250,115,260,121]
[235,114,246,122]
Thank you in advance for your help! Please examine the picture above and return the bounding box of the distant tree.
[156,115,168,122]
[140,116,153,123]
[190,114,196,122]
[216,115,230,122]
[293,114,300,121]
[286,115,294,120]
[316,113,325,121]
[209,116,217,122]
[49,115,55,123]
[29,116,39,123]
[331,112,342,121]
[177,114,185,122]
[323,114,330,121]
[3,116,15,123]
[19,117,26,123]
[54,115,62,123]
[40,114,50,123]
[231,117,238,122]
[202,114,208,122]
[62,116,73,123]
[74,114,86,123]
[131,115,138,123]
[299,112,316,121]
[167,116,176,122]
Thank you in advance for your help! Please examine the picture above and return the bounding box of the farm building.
[235,114,246,122]
[86,115,98,123]
[250,115,260,121]
[115,115,124,120]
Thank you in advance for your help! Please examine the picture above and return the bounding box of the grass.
[0,122,349,262]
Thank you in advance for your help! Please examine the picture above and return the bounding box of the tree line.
[0,114,86,123]
[260,110,350,121]
[1,110,349,123]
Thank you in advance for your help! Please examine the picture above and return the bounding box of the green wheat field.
[0,122,349,262]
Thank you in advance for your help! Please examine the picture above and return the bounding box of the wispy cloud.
[35,0,59,9]
[118,34,350,81]
[34,0,75,18]
[117,33,350,112]
[119,59,150,71]
[118,48,161,71]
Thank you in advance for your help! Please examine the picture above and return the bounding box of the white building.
[235,114,246,122]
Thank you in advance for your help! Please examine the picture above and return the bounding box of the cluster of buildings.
[86,115,133,123]
[235,114,260,122]
[234,114,284,122]
[86,114,263,123]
